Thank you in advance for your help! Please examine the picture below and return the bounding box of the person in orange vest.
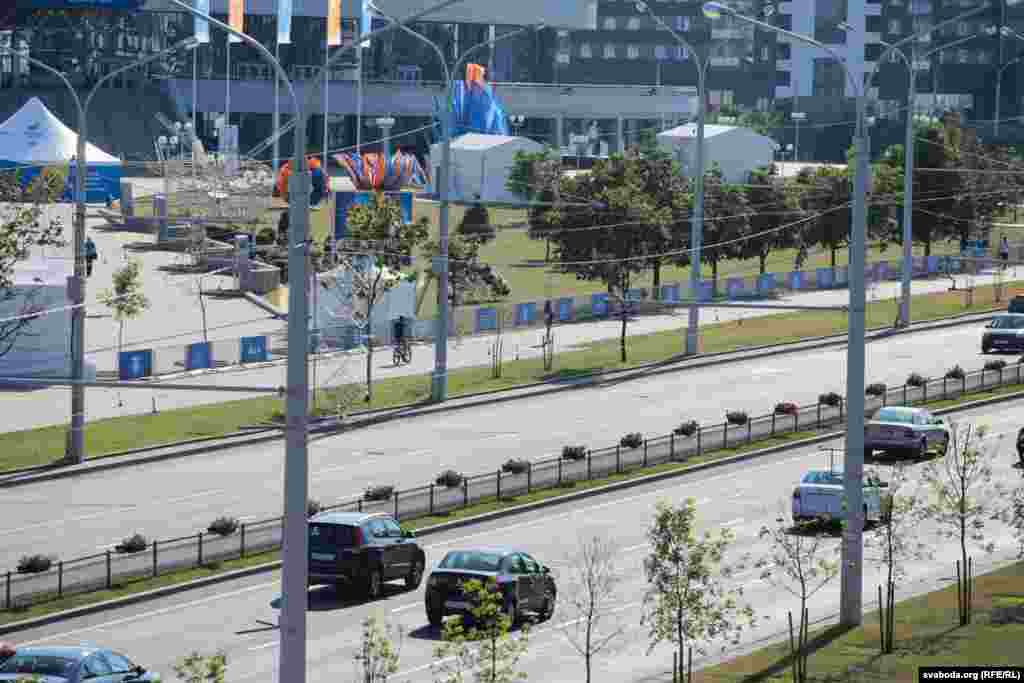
[276,157,325,206]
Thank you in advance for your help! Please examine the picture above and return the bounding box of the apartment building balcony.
[711,28,746,39]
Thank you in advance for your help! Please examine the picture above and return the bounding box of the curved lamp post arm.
[83,38,199,112]
[0,46,81,118]
[367,2,450,86]
[452,25,540,89]
[635,2,707,93]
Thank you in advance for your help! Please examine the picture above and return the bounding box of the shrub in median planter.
[619,432,643,449]
[365,485,394,501]
[673,420,699,437]
[116,534,148,554]
[435,469,464,488]
[985,359,1008,371]
[906,372,927,388]
[502,458,530,475]
[774,402,798,416]
[16,554,52,574]
[726,411,749,426]
[207,516,240,537]
[307,498,322,518]
[866,382,888,397]
[562,445,587,461]
[818,392,842,407]
[944,365,966,380]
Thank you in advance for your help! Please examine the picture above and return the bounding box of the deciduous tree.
[741,166,800,275]
[642,499,755,682]
[507,148,561,261]
[699,167,750,295]
[457,203,496,245]
[172,651,227,683]
[343,192,429,402]
[354,614,403,683]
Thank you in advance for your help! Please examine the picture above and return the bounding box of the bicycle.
[393,338,412,366]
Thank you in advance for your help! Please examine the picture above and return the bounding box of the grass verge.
[1,279,1019,473]
[5,373,1024,628]
[695,560,1024,682]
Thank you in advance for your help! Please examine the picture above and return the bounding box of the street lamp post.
[0,38,198,465]
[791,111,806,162]
[367,1,541,401]
[994,25,1024,138]
[707,0,993,626]
[375,116,396,159]
[169,3,470,681]
[635,0,708,356]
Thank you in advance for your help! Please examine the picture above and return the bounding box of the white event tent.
[0,97,122,202]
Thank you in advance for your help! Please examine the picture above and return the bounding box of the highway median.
[1,279,1019,474]
[5,351,1024,633]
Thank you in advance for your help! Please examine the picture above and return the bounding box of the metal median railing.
[4,358,1021,611]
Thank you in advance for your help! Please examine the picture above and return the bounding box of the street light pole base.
[430,373,447,403]
[684,330,699,356]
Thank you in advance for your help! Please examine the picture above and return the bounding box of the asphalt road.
[8,401,1023,683]
[0,318,1010,569]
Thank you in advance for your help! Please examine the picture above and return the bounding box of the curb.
[5,385,1024,635]
[0,308,999,489]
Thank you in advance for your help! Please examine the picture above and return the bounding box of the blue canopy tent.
[0,97,122,202]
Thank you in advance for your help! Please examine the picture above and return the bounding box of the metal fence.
[4,358,1021,611]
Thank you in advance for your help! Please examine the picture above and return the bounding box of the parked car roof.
[309,511,390,526]
[1,647,98,660]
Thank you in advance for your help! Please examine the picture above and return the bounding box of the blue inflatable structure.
[433,64,511,140]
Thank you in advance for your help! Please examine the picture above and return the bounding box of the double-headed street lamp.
[635,0,708,356]
[702,0,989,627]
[839,18,994,330]
[0,38,199,465]
[367,0,542,401]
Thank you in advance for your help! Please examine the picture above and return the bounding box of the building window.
[977,49,992,64]
[627,44,640,59]
[627,17,641,30]
[761,45,770,61]
[674,45,689,61]
[579,43,592,59]
[604,43,617,59]
[957,48,970,64]
[888,19,902,34]
[603,17,617,30]
[673,16,690,31]
[956,21,969,36]
[756,96,770,111]
[655,45,668,60]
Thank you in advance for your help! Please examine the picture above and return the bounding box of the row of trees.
[503,113,1024,362]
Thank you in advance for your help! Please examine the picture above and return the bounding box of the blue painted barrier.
[119,350,153,380]
[240,335,269,363]
[185,342,213,371]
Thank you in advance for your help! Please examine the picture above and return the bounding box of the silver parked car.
[864,406,949,459]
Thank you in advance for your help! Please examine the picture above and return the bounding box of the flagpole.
[323,43,330,169]
[356,45,363,154]
[273,38,280,175]
[225,39,231,148]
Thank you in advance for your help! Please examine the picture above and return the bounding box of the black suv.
[308,511,426,598]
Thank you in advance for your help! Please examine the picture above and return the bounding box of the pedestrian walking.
[1000,234,1011,270]
[84,235,98,277]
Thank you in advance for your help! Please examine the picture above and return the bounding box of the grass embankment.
[696,560,1024,682]
[1,280,1019,472]
[6,356,1024,627]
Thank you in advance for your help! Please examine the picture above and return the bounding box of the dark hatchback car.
[308,511,426,598]
[424,547,556,627]
[981,313,1024,353]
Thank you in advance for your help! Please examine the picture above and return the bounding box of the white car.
[864,406,950,459]
[792,469,888,524]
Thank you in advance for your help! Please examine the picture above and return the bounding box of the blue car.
[0,646,158,683]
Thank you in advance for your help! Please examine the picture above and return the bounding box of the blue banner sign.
[119,350,153,380]
[661,284,681,302]
[815,268,833,289]
[185,342,213,371]
[757,273,776,293]
[591,293,609,317]
[476,307,498,332]
[557,297,574,321]
[698,281,714,302]
[516,302,536,326]
[927,255,940,273]
[726,278,744,300]
[240,336,269,364]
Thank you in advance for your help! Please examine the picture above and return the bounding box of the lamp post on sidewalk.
[0,38,199,465]
[635,0,708,357]
[367,1,542,402]
[704,0,992,626]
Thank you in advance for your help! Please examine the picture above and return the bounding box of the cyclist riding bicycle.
[393,316,412,365]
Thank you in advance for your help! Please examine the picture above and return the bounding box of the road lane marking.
[722,517,745,528]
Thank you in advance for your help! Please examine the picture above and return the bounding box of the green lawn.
[2,279,1020,474]
[696,560,1024,682]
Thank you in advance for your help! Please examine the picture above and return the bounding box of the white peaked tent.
[429,134,544,203]
[0,97,122,201]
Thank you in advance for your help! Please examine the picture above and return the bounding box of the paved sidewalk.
[1,258,1012,432]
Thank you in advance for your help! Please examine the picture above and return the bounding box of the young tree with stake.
[99,258,150,374]
[342,192,429,402]
[560,535,626,683]
[919,421,1006,626]
[354,614,402,683]
[642,499,755,683]
[755,507,841,683]
[432,578,530,683]
[862,464,932,654]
